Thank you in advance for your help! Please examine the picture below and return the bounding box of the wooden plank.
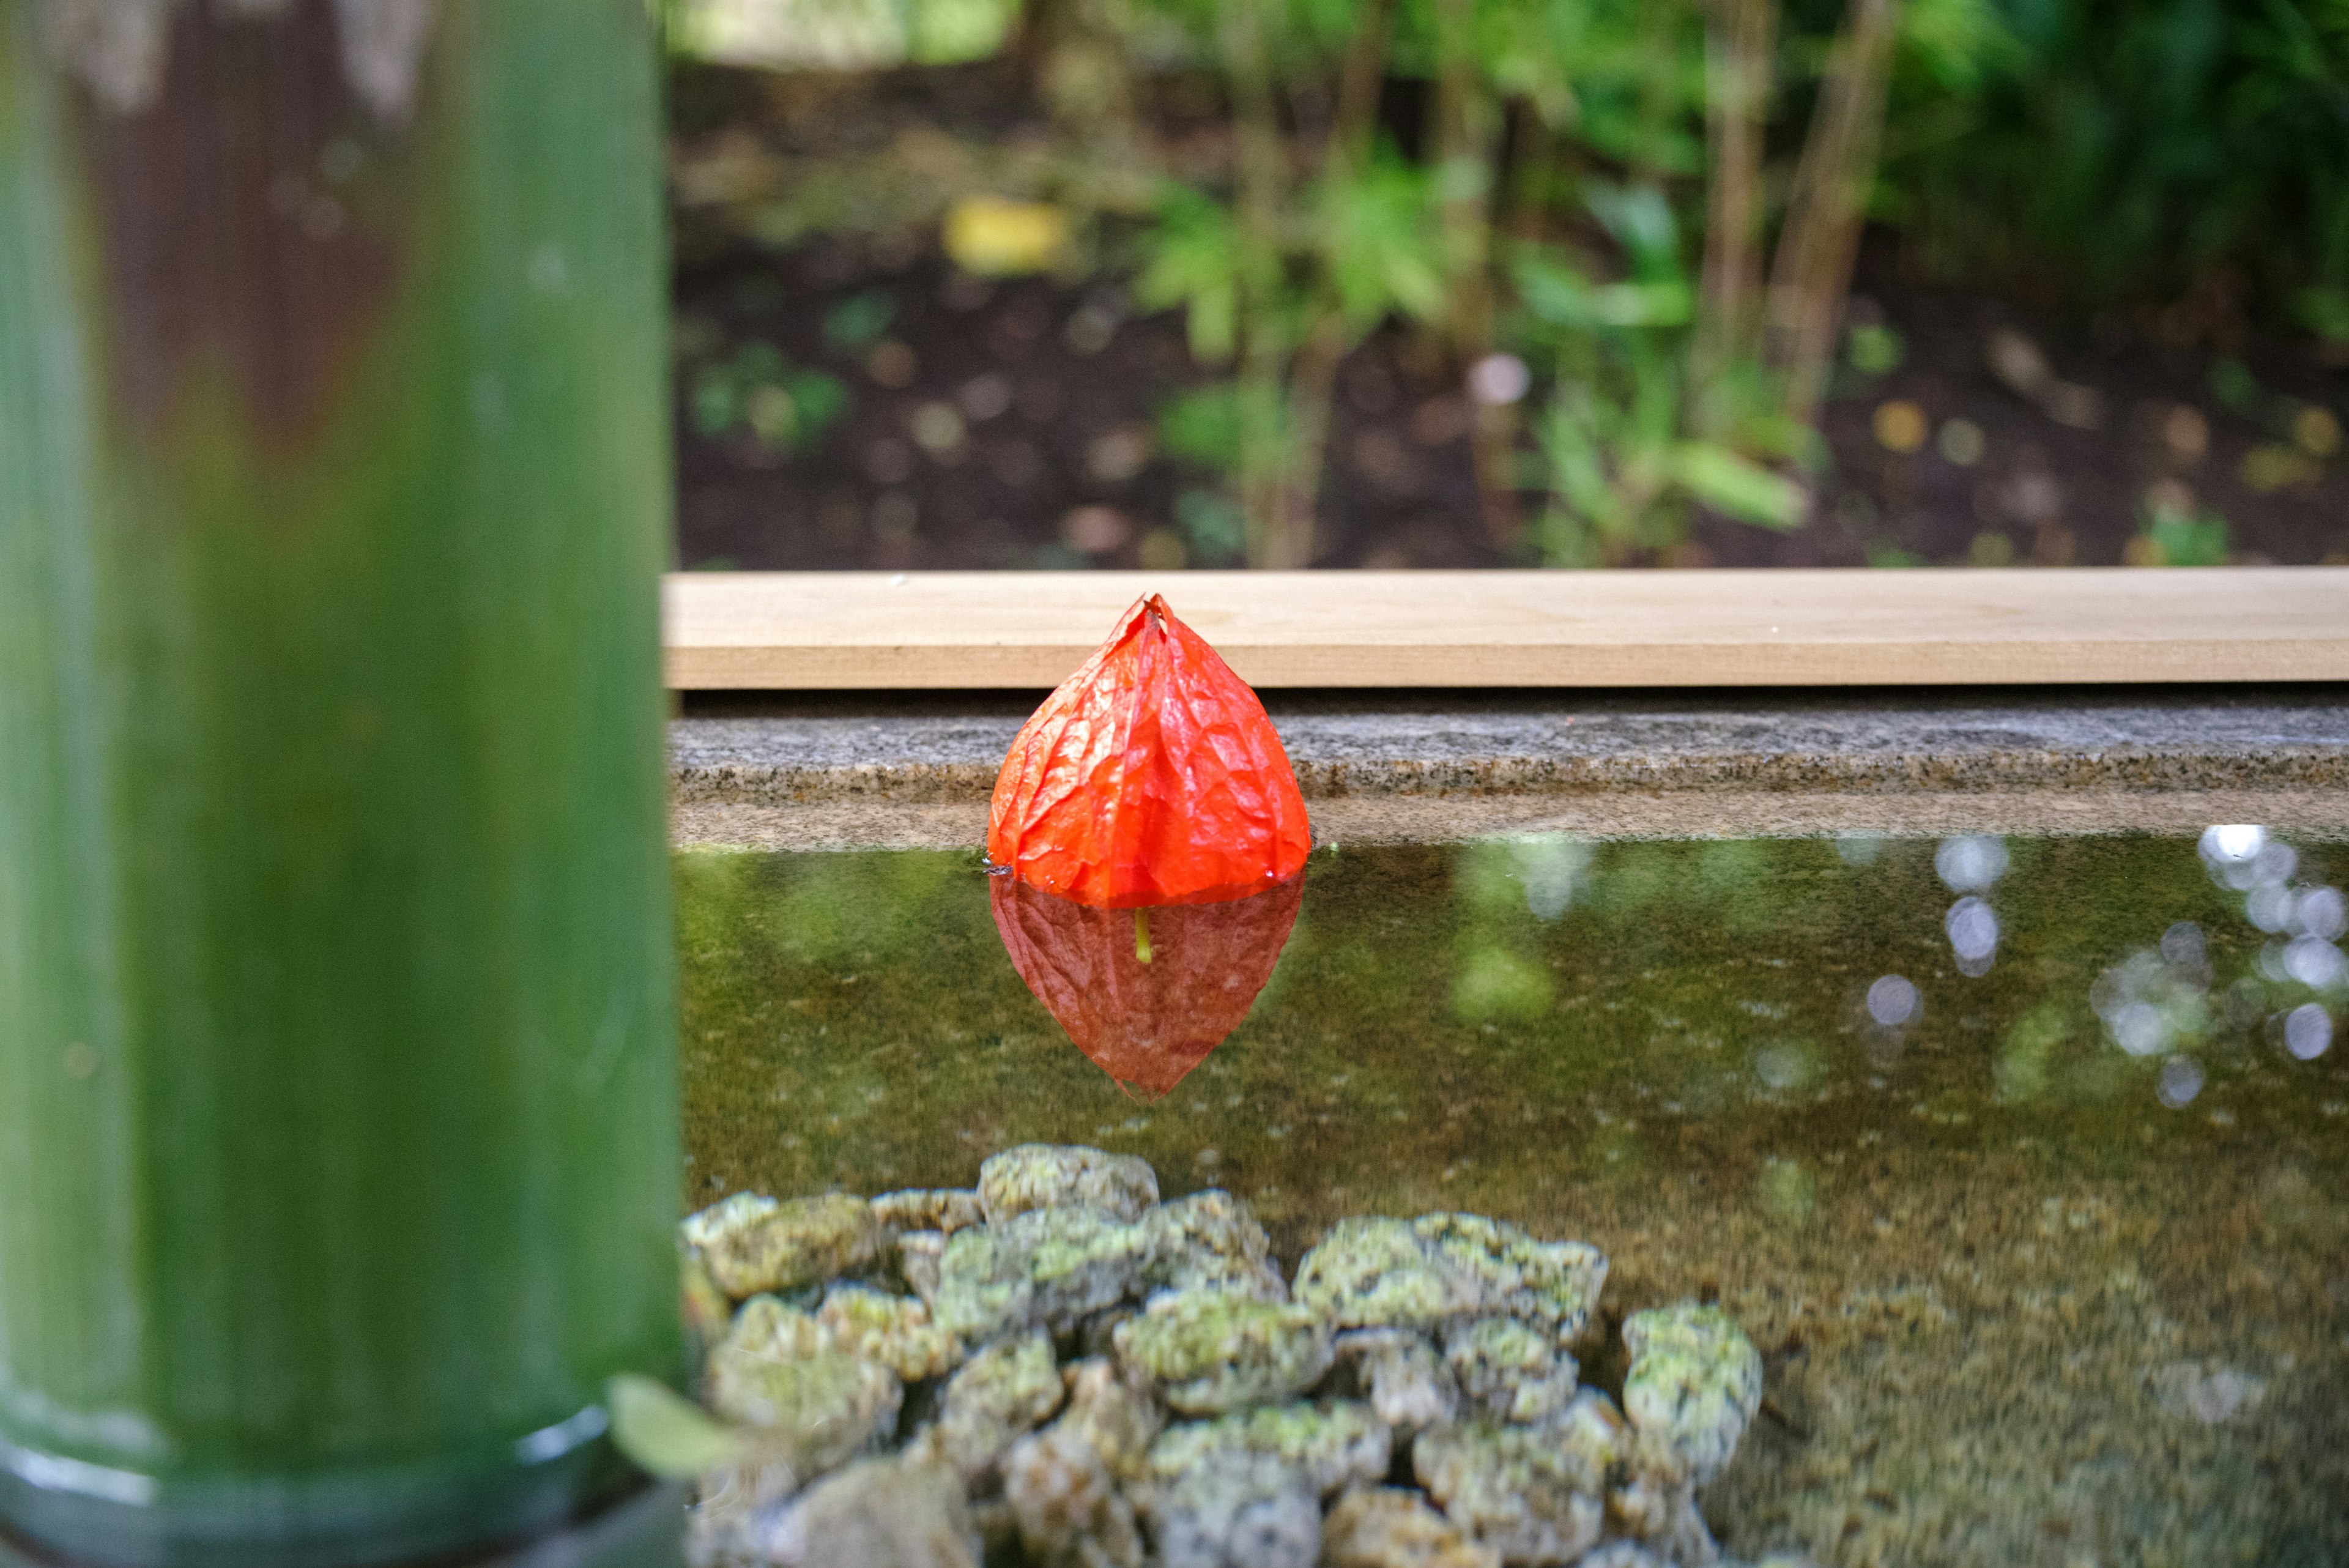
[662,568,2349,689]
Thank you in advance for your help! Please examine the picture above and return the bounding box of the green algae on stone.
[1414,1214,1607,1342]
[706,1342,902,1477]
[1139,1189,1288,1299]
[1145,1400,1391,1498]
[686,1190,887,1298]
[1321,1487,1500,1568]
[1443,1317,1578,1426]
[874,1187,989,1236]
[818,1282,963,1381]
[933,1205,1151,1341]
[1293,1216,1605,1342]
[1113,1290,1335,1415]
[1412,1423,1604,1566]
[1620,1302,1763,1483]
[721,1295,837,1361]
[980,1143,1160,1224]
[1294,1219,1485,1330]
[913,1332,1067,1482]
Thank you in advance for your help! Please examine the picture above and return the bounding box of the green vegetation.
[672,0,2349,565]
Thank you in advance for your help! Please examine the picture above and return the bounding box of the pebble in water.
[1620,1303,1764,1484]
[1152,1451,1321,1568]
[662,1148,1787,1568]
[686,1191,887,1298]
[981,1143,1161,1224]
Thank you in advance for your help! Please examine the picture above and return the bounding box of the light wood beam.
[663,569,2349,689]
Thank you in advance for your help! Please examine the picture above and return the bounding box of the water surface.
[677,830,2349,1566]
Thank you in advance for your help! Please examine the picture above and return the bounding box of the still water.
[676,830,2349,1567]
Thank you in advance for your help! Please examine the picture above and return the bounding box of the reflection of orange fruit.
[943,196,1071,277]
[989,596,1311,908]
[990,873,1303,1100]
[1872,400,1928,453]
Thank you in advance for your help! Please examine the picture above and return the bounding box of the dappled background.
[663,0,2349,571]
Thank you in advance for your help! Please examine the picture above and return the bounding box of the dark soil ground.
[668,65,2349,573]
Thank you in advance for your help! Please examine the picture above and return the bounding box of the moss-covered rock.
[1333,1329,1460,1435]
[1412,1423,1604,1566]
[1004,1424,1145,1568]
[1412,1214,1607,1343]
[1052,1358,1165,1481]
[705,1334,901,1479]
[932,1205,1151,1342]
[818,1282,963,1381]
[1149,1450,1319,1568]
[911,1332,1067,1483]
[761,1454,980,1568]
[1442,1317,1578,1426]
[1620,1302,1763,1483]
[1145,1400,1390,1498]
[1321,1487,1500,1568]
[874,1187,988,1236]
[979,1143,1159,1224]
[1112,1290,1335,1415]
[1138,1189,1287,1300]
[1293,1219,1484,1331]
[685,1191,887,1299]
[1291,1216,1606,1345]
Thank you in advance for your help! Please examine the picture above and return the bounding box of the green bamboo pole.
[0,2,681,1564]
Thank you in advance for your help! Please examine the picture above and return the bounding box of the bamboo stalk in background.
[1430,0,1520,547]
[1213,0,1301,568]
[0,2,681,1564]
[1278,0,1393,567]
[1695,0,1775,382]
[1764,0,1901,425]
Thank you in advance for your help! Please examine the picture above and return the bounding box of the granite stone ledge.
[672,688,2349,804]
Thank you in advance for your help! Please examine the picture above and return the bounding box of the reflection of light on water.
[1866,975,1919,1027]
[1935,834,2009,893]
[1505,833,1595,922]
[2157,1055,2204,1108]
[2284,1004,2334,1060]
[1945,896,1999,977]
[1754,1039,1817,1090]
[2296,885,2348,941]
[2199,825,2271,888]
[2283,935,2348,989]
[2092,946,2209,1058]
[1834,833,1885,867]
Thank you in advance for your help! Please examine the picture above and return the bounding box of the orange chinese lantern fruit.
[990,871,1304,1099]
[988,595,1311,907]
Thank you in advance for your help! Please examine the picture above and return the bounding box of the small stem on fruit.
[1134,907,1153,964]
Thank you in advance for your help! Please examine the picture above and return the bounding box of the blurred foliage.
[688,341,848,453]
[1885,0,2349,328]
[669,0,2349,563]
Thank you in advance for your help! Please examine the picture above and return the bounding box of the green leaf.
[1135,185,1244,363]
[607,1374,748,1480]
[1513,253,1690,329]
[1668,444,1805,529]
